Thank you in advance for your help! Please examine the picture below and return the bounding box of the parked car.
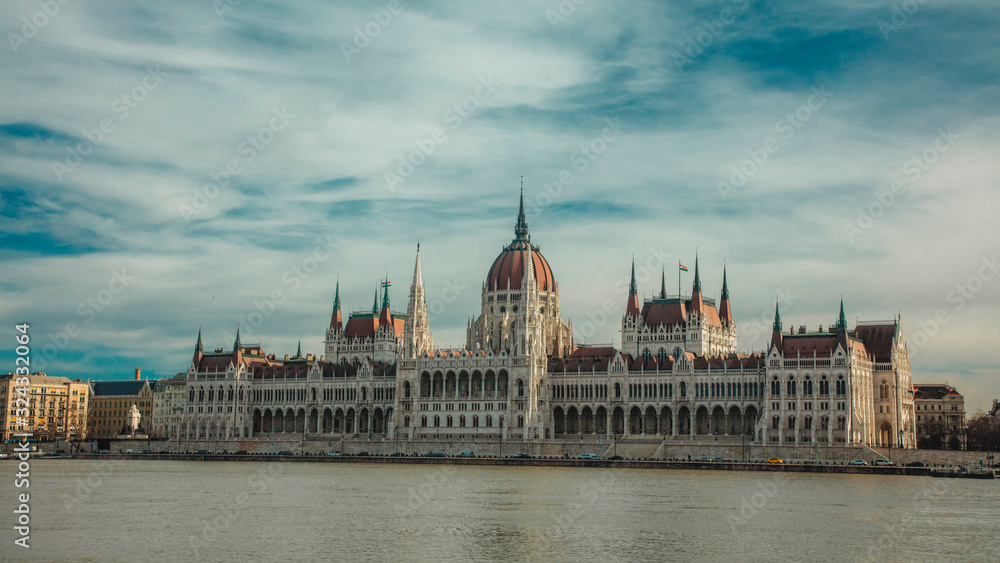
[608,455,624,461]
[326,451,341,456]
[458,451,475,458]
[276,450,294,456]
[423,452,446,457]
[234,450,249,455]
[390,452,405,457]
[904,461,925,467]
[157,450,170,454]
[873,459,894,466]
[510,453,531,459]
[196,450,210,454]
[355,451,370,457]
[579,453,603,460]
[694,456,713,462]
[765,458,783,464]
[849,459,867,466]
[712,457,725,463]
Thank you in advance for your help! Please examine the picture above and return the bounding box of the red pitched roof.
[640,299,723,329]
[781,334,840,357]
[853,324,897,362]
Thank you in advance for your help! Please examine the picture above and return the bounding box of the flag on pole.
[679,264,688,271]
[382,280,391,288]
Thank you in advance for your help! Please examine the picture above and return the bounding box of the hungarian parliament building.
[178,192,916,449]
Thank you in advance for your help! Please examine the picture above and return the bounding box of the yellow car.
[766,458,783,464]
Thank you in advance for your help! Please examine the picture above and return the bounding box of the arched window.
[361,387,367,402]
[198,388,205,402]
[820,376,829,395]
[615,382,621,398]
[189,388,195,402]
[472,415,479,428]
[788,417,796,430]
[447,416,453,427]
[787,377,796,396]
[404,381,411,398]
[771,377,780,396]
[486,415,493,428]
[433,415,440,427]
[404,416,410,427]
[772,416,780,429]
[421,416,427,427]
[459,416,466,427]
[803,377,813,395]
[836,376,846,395]
[517,379,524,397]
[680,381,687,397]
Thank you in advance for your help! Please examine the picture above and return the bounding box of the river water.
[1,460,997,562]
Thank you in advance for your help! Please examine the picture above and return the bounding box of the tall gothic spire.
[330,278,343,330]
[659,266,667,299]
[372,285,379,316]
[770,300,783,350]
[380,278,393,327]
[514,182,529,243]
[719,265,733,325]
[296,339,302,358]
[412,242,423,287]
[626,257,640,316]
[837,297,847,332]
[692,253,702,293]
[195,328,203,354]
[381,276,391,310]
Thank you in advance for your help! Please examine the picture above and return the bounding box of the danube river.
[3,460,998,562]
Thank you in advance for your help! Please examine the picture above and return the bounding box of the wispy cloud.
[1,0,998,410]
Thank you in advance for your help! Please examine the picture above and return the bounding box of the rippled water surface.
[2,460,998,562]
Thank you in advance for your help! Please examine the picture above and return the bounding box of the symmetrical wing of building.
[176,193,916,449]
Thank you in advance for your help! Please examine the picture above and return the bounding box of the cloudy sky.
[1,0,998,411]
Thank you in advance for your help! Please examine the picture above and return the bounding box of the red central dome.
[487,246,555,291]
[486,189,555,292]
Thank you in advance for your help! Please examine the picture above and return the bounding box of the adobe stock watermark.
[7,0,74,54]
[907,253,998,356]
[223,234,340,343]
[51,65,168,182]
[672,0,749,71]
[340,0,406,63]
[384,75,500,192]
[426,277,467,321]
[33,268,137,373]
[844,127,958,244]
[544,0,589,30]
[717,85,833,201]
[179,107,297,223]
[394,465,457,514]
[524,117,623,220]
[878,0,928,41]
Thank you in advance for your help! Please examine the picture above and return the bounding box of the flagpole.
[677,260,681,299]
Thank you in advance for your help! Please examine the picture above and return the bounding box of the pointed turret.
[372,285,379,316]
[719,265,733,325]
[329,279,343,331]
[193,328,204,364]
[770,301,783,350]
[690,254,704,316]
[232,325,243,363]
[659,267,667,299]
[379,279,393,328]
[836,297,847,333]
[295,340,302,358]
[626,257,640,316]
[405,243,432,358]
